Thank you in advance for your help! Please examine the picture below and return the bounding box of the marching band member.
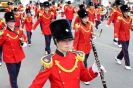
[107,0,122,47]
[0,18,6,66]
[33,1,54,54]
[27,1,35,16]
[6,2,14,12]
[34,3,44,31]
[94,4,101,30]
[17,2,25,21]
[0,12,27,88]
[73,9,95,85]
[29,19,106,88]
[34,2,40,19]
[14,8,21,28]
[83,1,87,9]
[22,9,33,46]
[50,1,57,20]
[62,1,75,27]
[73,4,85,30]
[87,2,95,24]
[17,2,25,12]
[64,1,68,11]
[115,5,132,70]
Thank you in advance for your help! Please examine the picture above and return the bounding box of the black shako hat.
[79,4,85,10]
[26,9,31,13]
[78,9,88,18]
[40,3,44,7]
[7,2,13,5]
[89,2,93,6]
[120,5,130,12]
[5,12,15,22]
[50,19,74,43]
[44,1,50,8]
[68,1,71,4]
[14,8,18,12]
[115,0,122,5]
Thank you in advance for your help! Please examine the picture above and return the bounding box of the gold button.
[76,66,78,68]
[62,82,65,84]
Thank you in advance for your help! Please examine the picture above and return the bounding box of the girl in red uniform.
[22,9,33,46]
[73,9,98,85]
[0,12,27,88]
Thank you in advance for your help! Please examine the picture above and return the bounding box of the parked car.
[0,0,9,10]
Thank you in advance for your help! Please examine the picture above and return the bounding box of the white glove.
[106,24,109,27]
[22,42,27,48]
[92,36,97,40]
[114,38,118,41]
[31,30,34,32]
[92,63,106,74]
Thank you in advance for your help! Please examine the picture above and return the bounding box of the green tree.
[13,0,20,5]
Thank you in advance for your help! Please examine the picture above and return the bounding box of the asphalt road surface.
[0,12,133,88]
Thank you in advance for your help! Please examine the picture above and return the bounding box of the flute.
[90,29,107,88]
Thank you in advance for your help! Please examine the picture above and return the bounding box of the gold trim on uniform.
[7,34,18,39]
[55,58,79,73]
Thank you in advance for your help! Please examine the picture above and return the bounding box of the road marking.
[95,42,133,55]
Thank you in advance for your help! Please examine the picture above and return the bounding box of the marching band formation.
[0,0,133,88]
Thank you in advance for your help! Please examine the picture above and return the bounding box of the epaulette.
[117,16,122,20]
[41,53,54,68]
[74,13,78,17]
[19,28,24,31]
[39,12,43,16]
[22,17,26,21]
[0,18,5,22]
[51,12,54,15]
[130,16,133,20]
[72,51,85,62]
[74,23,80,29]
[113,8,116,12]
[32,16,34,19]
[86,8,89,11]
[89,21,93,26]
[0,30,4,36]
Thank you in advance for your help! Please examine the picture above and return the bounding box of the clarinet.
[90,38,107,88]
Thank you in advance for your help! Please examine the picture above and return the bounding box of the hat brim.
[7,20,16,22]
[57,37,74,42]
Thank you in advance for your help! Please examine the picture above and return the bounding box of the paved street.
[0,12,133,88]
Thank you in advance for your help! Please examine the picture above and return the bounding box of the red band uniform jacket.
[95,8,101,22]
[87,8,95,24]
[73,22,93,54]
[29,50,98,88]
[33,11,54,35]
[62,6,75,20]
[14,13,21,27]
[34,8,44,18]
[107,8,122,38]
[0,28,27,63]
[50,5,57,17]
[6,7,12,12]
[22,16,33,32]
[34,6,40,18]
[116,16,132,41]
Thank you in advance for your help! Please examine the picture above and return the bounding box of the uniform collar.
[56,49,69,57]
